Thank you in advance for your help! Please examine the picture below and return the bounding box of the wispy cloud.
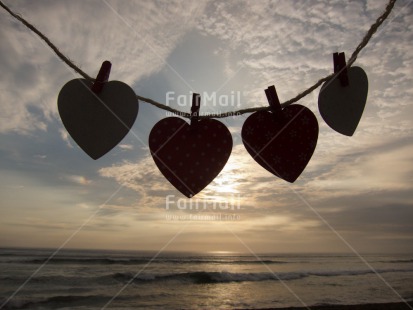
[118,144,134,150]
[61,174,91,186]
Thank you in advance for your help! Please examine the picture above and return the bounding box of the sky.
[0,0,412,254]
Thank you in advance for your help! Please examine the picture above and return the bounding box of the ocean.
[0,248,412,309]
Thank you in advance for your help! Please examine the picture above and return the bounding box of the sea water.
[0,248,412,309]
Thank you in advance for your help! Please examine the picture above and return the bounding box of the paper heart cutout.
[58,79,138,159]
[149,117,232,198]
[318,66,368,136]
[242,105,318,182]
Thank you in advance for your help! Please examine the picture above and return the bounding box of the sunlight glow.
[208,250,237,255]
[212,173,240,194]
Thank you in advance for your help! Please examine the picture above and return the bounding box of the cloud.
[6,217,72,230]
[118,144,134,150]
[297,136,413,201]
[98,156,171,209]
[58,128,74,148]
[62,174,91,186]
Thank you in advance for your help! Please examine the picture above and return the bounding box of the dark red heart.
[58,79,138,159]
[241,105,318,182]
[149,117,232,198]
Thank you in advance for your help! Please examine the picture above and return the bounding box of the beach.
[259,301,413,310]
[3,301,413,310]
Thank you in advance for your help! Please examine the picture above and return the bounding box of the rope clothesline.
[0,0,397,119]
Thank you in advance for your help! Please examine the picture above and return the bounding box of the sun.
[209,159,243,194]
[213,173,239,194]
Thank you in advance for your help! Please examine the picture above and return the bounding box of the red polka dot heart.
[149,117,232,198]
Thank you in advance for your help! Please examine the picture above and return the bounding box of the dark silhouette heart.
[58,79,138,159]
[149,117,232,198]
[242,105,318,182]
[318,66,368,136]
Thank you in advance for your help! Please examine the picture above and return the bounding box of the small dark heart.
[318,66,368,136]
[58,79,138,159]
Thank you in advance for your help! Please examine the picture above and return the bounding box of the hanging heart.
[149,117,232,198]
[318,65,368,136]
[58,79,138,159]
[242,87,318,183]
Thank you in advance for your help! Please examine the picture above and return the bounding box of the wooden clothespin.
[190,93,201,128]
[265,85,282,116]
[333,52,349,87]
[91,61,112,93]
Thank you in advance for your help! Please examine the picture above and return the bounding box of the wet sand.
[253,301,413,310]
